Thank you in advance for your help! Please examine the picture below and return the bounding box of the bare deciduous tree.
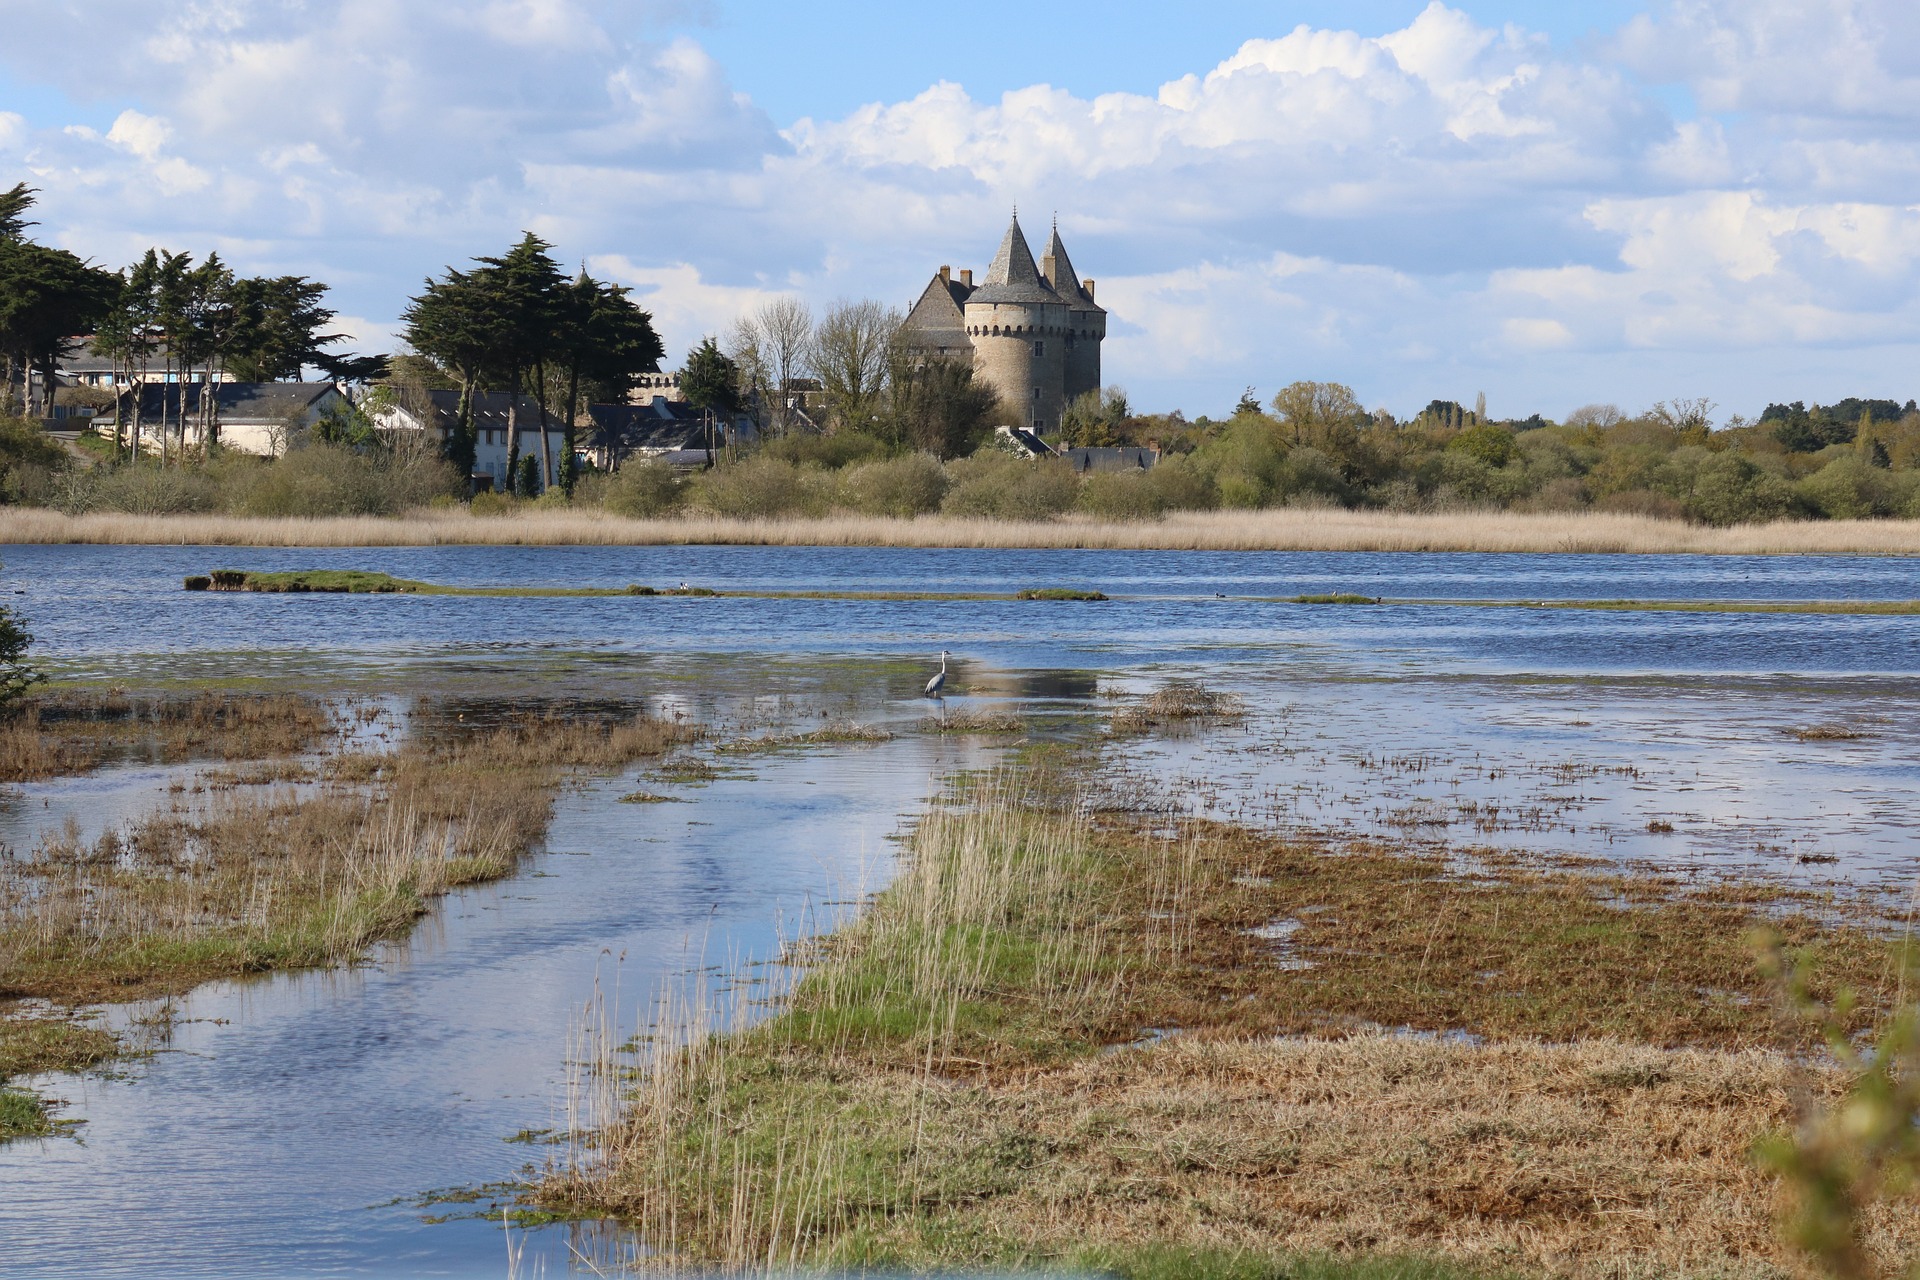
[810,299,899,432]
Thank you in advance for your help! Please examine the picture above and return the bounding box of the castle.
[898,213,1106,435]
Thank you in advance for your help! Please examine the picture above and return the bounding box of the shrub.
[470,490,515,517]
[1077,471,1163,520]
[1447,423,1518,467]
[1795,456,1920,520]
[592,461,686,519]
[689,457,831,519]
[84,464,222,515]
[760,432,892,470]
[838,454,949,517]
[1687,453,1795,526]
[940,455,1078,520]
[227,444,460,517]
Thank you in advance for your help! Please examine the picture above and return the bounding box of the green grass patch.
[204,569,429,593]
[1015,587,1109,601]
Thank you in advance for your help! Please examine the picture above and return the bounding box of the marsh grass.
[716,723,894,754]
[0,690,335,783]
[18,506,1920,554]
[1014,587,1109,601]
[1110,681,1248,735]
[920,708,1027,736]
[1789,724,1872,742]
[0,708,698,1007]
[549,782,1916,1276]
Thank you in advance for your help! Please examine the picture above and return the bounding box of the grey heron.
[924,650,950,698]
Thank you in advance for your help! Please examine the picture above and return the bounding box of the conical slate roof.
[968,214,1062,306]
[1042,224,1104,315]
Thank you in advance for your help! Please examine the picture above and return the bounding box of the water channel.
[4,544,1919,1276]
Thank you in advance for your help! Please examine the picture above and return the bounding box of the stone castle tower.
[899,214,1106,435]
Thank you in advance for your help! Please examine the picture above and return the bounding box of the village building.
[897,214,1107,436]
[110,381,347,456]
[372,391,571,490]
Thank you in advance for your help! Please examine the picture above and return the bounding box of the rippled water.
[3,543,1918,1277]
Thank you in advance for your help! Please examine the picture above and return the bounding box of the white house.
[112,382,348,456]
[372,390,571,491]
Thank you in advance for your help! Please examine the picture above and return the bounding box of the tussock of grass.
[18,507,1920,554]
[1015,587,1109,601]
[203,569,426,593]
[716,723,894,754]
[921,708,1027,735]
[1788,724,1871,742]
[0,690,335,783]
[1110,681,1247,735]
[551,784,1914,1276]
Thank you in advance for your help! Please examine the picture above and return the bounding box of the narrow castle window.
[1033,341,1045,357]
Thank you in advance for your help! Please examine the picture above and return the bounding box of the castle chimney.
[939,265,951,283]
[1084,279,1096,301]
[959,269,973,287]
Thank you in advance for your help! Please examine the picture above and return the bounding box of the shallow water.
[3,735,999,1278]
[4,543,1920,1277]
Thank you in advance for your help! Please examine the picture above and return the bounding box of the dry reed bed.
[0,709,700,1004]
[11,507,1920,555]
[0,691,336,784]
[552,781,1912,1277]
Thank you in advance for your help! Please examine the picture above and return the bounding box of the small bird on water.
[925,650,950,698]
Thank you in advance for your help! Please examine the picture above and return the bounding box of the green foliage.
[761,430,892,470]
[0,602,42,711]
[1753,932,1920,1280]
[515,454,542,499]
[1447,423,1517,467]
[940,455,1079,520]
[689,457,831,519]
[588,460,685,519]
[680,336,742,416]
[882,357,998,457]
[838,454,949,516]
[1061,386,1132,448]
[1685,453,1794,526]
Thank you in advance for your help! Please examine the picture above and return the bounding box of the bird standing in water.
[925,650,950,698]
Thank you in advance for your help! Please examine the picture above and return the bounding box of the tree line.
[400,233,665,496]
[0,184,372,462]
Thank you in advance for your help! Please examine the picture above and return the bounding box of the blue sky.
[1,0,1916,421]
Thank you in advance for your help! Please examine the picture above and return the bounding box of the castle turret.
[964,214,1070,433]
[1041,223,1106,407]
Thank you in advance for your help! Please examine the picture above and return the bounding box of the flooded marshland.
[3,543,1919,1276]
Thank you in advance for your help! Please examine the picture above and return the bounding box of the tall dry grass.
[0,707,700,1004]
[10,506,1920,555]
[551,777,1917,1276]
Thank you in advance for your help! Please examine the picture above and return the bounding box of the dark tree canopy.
[680,336,741,416]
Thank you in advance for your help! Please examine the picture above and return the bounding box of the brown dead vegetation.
[564,784,1915,1277]
[0,707,699,1007]
[0,690,335,782]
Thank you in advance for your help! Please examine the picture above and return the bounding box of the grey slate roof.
[117,381,340,422]
[899,273,976,354]
[587,400,720,453]
[1066,446,1159,473]
[1042,226,1105,315]
[968,215,1063,307]
[415,389,568,432]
